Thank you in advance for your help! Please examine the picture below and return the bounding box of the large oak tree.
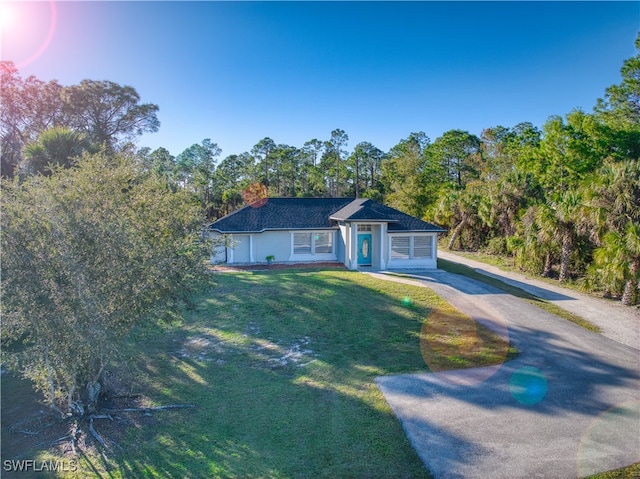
[1,151,208,416]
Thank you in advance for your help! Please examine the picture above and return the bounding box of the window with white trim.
[391,237,410,259]
[391,235,433,260]
[293,231,333,255]
[413,235,432,258]
[314,232,333,253]
[293,233,312,254]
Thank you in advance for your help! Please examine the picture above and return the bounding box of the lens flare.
[509,366,548,405]
[0,2,15,30]
[242,183,268,208]
[577,400,640,477]
[2,0,57,69]
[419,307,510,386]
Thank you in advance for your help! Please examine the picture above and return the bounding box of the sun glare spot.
[0,2,16,31]
[1,1,57,68]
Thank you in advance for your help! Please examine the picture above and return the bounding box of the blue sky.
[2,1,638,158]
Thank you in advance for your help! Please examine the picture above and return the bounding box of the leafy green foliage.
[20,126,95,176]
[1,151,208,414]
[62,79,160,151]
[428,129,482,189]
[381,132,432,217]
[0,62,159,177]
[433,35,640,301]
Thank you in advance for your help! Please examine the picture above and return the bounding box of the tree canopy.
[1,151,208,415]
[0,61,159,177]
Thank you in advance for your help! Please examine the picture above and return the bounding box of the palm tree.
[20,127,93,176]
[583,159,640,304]
[622,224,640,305]
[553,191,582,282]
[520,205,556,276]
[534,190,582,281]
[478,174,528,239]
[435,182,484,251]
[589,225,640,305]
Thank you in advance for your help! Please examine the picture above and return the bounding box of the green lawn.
[52,268,515,478]
[584,462,640,479]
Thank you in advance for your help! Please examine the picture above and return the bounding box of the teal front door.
[358,233,372,266]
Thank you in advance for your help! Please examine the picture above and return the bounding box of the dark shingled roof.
[329,198,395,222]
[331,198,445,232]
[209,198,353,233]
[209,197,445,233]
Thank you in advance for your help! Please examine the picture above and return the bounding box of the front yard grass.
[52,268,516,478]
[585,462,640,479]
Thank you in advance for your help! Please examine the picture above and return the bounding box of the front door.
[358,233,372,266]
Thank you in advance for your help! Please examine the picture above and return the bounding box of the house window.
[391,235,433,260]
[357,224,372,231]
[391,237,410,259]
[293,231,333,255]
[413,236,432,258]
[293,233,312,254]
[314,232,333,254]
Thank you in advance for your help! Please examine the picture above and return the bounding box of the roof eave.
[209,226,340,234]
[388,228,447,233]
[329,216,399,223]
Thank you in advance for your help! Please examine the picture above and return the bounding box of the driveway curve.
[369,258,640,479]
[438,250,639,350]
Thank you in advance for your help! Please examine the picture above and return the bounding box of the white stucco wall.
[212,230,342,264]
[229,235,251,263]
[338,223,349,268]
[334,228,346,264]
[371,224,383,270]
[210,228,439,269]
[253,231,292,263]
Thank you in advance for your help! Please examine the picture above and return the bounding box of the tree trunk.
[559,231,572,282]
[621,279,637,305]
[447,216,468,250]
[621,258,640,305]
[85,380,102,415]
[355,156,360,198]
[44,351,64,417]
[542,251,553,277]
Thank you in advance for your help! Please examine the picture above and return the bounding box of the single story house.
[208,197,446,271]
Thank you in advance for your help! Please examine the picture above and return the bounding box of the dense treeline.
[2,35,638,304]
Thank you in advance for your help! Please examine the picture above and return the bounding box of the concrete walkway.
[369,258,640,479]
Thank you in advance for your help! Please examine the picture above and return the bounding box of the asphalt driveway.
[438,251,639,350]
[369,260,640,479]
